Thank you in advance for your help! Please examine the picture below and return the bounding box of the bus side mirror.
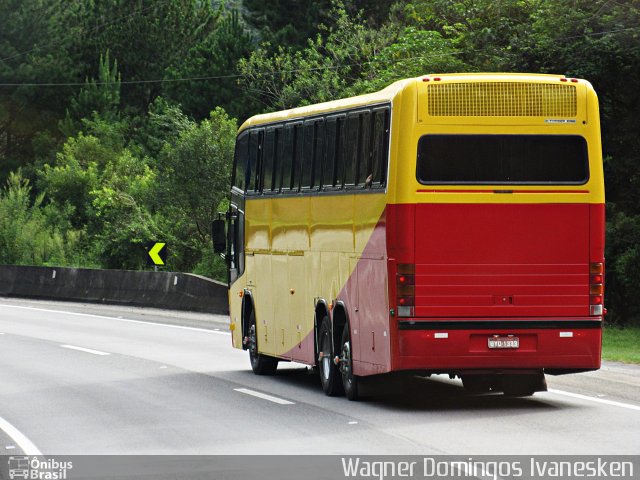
[212,219,226,254]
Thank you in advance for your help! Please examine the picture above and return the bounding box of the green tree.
[38,119,158,270]
[238,4,394,109]
[89,149,158,269]
[163,10,258,121]
[605,210,640,325]
[88,0,221,112]
[155,107,236,273]
[403,0,537,71]
[0,0,84,180]
[60,50,121,137]
[133,97,194,160]
[0,171,81,266]
[243,0,332,49]
[351,28,466,94]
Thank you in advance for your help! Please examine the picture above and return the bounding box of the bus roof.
[237,73,589,132]
[238,78,412,132]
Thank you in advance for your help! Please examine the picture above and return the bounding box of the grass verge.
[602,326,640,364]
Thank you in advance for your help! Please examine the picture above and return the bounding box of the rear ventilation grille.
[427,82,577,117]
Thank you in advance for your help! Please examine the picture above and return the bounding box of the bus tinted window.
[263,128,276,192]
[248,130,262,192]
[302,122,315,189]
[313,120,325,188]
[416,135,589,185]
[274,127,285,191]
[371,107,389,187]
[233,132,249,191]
[335,116,345,188]
[292,123,304,191]
[324,118,337,187]
[358,112,371,186]
[345,114,359,186]
[280,125,294,190]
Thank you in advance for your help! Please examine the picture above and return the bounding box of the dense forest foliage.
[1,0,639,324]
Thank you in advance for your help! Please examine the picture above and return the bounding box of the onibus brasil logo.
[8,456,73,480]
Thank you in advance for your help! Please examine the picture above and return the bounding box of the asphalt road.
[1,297,639,456]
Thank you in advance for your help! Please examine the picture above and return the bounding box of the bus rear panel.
[387,74,604,378]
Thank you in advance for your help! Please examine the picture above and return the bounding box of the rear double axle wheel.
[318,316,359,400]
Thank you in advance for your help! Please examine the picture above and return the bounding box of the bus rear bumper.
[395,319,602,373]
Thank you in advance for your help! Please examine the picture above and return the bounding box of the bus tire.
[340,324,359,401]
[248,310,278,375]
[318,316,344,396]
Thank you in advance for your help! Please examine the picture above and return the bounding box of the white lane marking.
[234,388,295,405]
[348,421,358,425]
[549,389,640,411]
[5,445,15,450]
[60,344,111,356]
[0,304,231,335]
[0,416,42,456]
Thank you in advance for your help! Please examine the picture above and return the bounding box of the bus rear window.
[417,135,589,185]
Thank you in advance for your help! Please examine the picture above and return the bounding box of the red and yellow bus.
[214,73,605,400]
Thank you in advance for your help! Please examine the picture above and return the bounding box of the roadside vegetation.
[603,327,640,365]
[1,0,639,326]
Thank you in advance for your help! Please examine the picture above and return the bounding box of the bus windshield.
[416,134,589,185]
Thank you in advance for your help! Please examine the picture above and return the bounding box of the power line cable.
[0,0,172,64]
[0,50,471,87]
[0,24,638,88]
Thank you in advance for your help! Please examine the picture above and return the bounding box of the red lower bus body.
[385,202,604,376]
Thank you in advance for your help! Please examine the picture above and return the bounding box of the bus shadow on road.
[261,367,560,412]
[360,375,559,412]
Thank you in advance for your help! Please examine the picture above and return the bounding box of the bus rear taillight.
[397,264,415,317]
[589,262,604,316]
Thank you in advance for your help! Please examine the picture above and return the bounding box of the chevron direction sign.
[146,242,167,266]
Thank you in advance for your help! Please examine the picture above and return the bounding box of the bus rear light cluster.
[397,264,415,317]
[590,262,604,316]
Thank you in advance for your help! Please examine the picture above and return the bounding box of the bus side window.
[274,126,285,192]
[313,119,325,189]
[371,107,390,187]
[292,123,304,192]
[231,208,245,280]
[263,128,276,192]
[335,116,346,188]
[324,118,337,188]
[248,129,263,193]
[301,121,315,190]
[358,111,371,187]
[280,125,294,191]
[233,132,249,191]
[345,113,359,187]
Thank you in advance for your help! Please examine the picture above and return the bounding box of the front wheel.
[318,316,343,396]
[247,311,278,375]
[340,325,359,400]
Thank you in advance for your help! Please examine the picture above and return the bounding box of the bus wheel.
[318,316,343,396]
[340,325,359,401]
[247,311,278,375]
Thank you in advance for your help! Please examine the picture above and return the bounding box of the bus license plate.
[488,336,519,349]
